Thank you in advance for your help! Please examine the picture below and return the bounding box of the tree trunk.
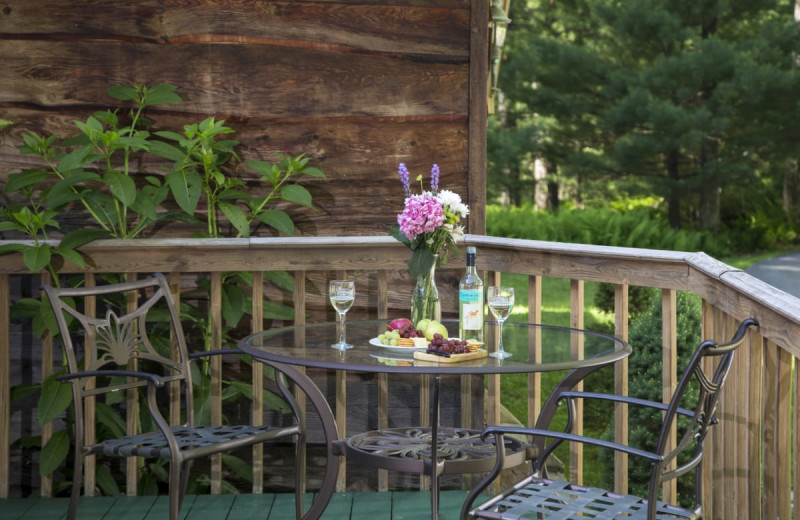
[783,159,799,215]
[546,160,559,212]
[665,150,681,229]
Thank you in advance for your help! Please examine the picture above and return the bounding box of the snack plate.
[369,337,427,355]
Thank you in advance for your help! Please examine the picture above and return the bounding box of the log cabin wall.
[0,0,488,237]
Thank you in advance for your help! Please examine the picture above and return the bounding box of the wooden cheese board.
[413,349,488,363]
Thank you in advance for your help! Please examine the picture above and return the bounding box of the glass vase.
[411,255,441,324]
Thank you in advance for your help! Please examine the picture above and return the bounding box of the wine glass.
[329,280,355,350]
[488,286,514,359]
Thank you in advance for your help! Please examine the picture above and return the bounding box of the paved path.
[745,252,800,298]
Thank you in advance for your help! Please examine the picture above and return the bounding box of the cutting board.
[413,349,488,363]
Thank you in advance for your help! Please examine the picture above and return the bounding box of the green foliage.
[598,290,703,505]
[487,203,731,256]
[492,0,800,236]
[1,83,326,497]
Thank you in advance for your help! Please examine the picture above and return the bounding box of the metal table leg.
[268,361,340,520]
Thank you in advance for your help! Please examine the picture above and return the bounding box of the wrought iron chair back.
[462,317,758,520]
[44,273,305,520]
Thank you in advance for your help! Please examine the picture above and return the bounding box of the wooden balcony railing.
[0,235,796,520]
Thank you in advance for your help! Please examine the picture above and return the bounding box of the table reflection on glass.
[239,319,631,520]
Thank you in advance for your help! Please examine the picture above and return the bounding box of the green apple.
[416,319,432,333]
[424,320,449,341]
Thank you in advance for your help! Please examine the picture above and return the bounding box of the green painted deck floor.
[1,491,476,520]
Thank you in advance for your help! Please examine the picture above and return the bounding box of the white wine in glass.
[488,286,514,359]
[329,280,355,350]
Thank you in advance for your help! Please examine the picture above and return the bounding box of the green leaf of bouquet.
[408,247,435,279]
[107,84,139,101]
[39,430,70,476]
[218,201,250,238]
[280,184,313,208]
[105,171,137,207]
[23,245,52,272]
[390,223,412,247]
[256,209,295,236]
[166,169,202,215]
[38,374,73,425]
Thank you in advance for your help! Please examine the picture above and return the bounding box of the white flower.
[436,190,469,218]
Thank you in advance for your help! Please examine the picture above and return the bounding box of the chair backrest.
[651,318,757,507]
[44,273,194,425]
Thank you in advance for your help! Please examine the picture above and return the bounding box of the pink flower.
[397,194,445,240]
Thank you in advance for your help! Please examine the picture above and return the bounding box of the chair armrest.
[57,370,165,388]
[554,391,694,419]
[481,425,663,463]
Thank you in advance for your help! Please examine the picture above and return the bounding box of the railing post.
[251,271,264,494]
[613,283,629,494]
[660,289,677,504]
[0,273,8,498]
[569,279,584,485]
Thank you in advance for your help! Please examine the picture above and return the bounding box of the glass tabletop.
[239,319,631,375]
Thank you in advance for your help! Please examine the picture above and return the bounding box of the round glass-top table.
[238,319,631,520]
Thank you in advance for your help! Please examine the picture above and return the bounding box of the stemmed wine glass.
[488,286,514,359]
[329,280,355,350]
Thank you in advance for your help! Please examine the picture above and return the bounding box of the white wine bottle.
[458,246,484,342]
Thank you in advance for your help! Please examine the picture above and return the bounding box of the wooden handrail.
[0,234,796,519]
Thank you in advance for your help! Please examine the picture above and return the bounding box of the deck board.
[0,491,477,520]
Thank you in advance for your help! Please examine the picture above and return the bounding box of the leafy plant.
[16,84,180,239]
[155,117,324,238]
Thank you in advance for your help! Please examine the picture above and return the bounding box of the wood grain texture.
[0,0,479,240]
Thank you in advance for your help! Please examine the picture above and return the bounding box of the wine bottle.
[458,246,484,342]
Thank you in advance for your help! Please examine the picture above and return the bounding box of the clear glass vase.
[411,255,441,324]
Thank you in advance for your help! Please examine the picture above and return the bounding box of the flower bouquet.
[390,163,469,322]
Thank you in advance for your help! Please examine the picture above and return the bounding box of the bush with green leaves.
[487,203,731,256]
[598,290,702,506]
[1,84,326,497]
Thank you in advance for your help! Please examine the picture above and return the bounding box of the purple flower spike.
[398,163,411,197]
[430,164,440,192]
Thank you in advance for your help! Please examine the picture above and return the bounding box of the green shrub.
[598,290,702,506]
[486,203,731,256]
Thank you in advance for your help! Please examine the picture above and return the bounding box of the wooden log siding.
[0,0,488,238]
[0,235,798,520]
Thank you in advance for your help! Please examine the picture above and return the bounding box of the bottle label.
[460,289,483,331]
[459,289,480,302]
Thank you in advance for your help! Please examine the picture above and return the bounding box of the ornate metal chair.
[44,273,306,520]
[461,318,758,520]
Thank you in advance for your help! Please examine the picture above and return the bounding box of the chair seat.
[90,424,299,459]
[473,478,700,520]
